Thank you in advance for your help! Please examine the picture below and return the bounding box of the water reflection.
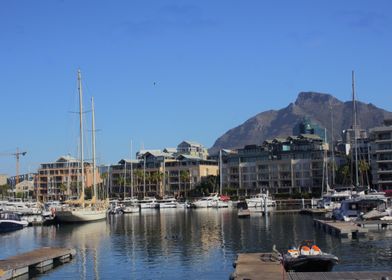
[1,209,392,279]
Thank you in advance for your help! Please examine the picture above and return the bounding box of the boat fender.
[51,207,56,217]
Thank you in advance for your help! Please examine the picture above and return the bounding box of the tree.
[0,184,10,199]
[358,160,370,187]
[134,169,144,194]
[180,170,190,196]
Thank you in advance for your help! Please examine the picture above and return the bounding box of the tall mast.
[130,140,134,198]
[78,69,85,202]
[123,160,127,199]
[143,155,146,197]
[352,70,359,188]
[219,150,223,195]
[91,97,97,199]
[325,128,329,192]
[330,103,336,187]
[67,153,71,198]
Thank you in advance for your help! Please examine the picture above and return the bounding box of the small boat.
[137,197,159,209]
[246,191,276,208]
[282,241,338,272]
[121,200,139,213]
[0,212,29,233]
[156,197,179,209]
[237,201,250,218]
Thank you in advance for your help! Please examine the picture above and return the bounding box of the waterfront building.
[221,134,326,196]
[370,120,392,190]
[293,117,326,142]
[177,141,209,160]
[0,174,7,185]
[36,155,102,201]
[7,173,35,188]
[14,179,35,199]
[109,141,218,197]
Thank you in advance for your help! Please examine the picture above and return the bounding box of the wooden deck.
[230,252,287,280]
[0,247,76,279]
[288,271,392,280]
[313,219,368,238]
[231,252,392,280]
[299,208,329,215]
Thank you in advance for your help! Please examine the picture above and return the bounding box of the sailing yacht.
[55,70,107,223]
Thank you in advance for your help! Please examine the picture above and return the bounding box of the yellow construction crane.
[0,148,27,185]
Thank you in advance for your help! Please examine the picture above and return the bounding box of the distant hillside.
[209,92,392,154]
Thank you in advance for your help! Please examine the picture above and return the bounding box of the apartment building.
[36,155,102,201]
[370,120,392,190]
[109,141,218,197]
[222,134,326,195]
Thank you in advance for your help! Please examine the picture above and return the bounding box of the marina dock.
[0,247,76,279]
[231,252,392,280]
[230,252,287,280]
[313,219,368,238]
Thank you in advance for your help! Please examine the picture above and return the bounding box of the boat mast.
[325,128,330,192]
[143,154,146,197]
[330,103,336,187]
[219,150,223,195]
[91,96,97,199]
[130,140,134,198]
[123,160,127,199]
[78,69,85,204]
[67,153,71,198]
[352,71,359,188]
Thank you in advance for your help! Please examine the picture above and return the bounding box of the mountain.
[209,92,392,154]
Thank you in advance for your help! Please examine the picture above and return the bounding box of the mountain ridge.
[209,92,392,154]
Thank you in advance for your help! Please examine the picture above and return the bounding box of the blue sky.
[1,0,391,175]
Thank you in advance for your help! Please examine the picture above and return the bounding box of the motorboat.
[246,192,276,208]
[332,192,388,221]
[121,200,139,213]
[194,193,229,208]
[156,197,179,209]
[0,212,29,233]
[193,195,215,208]
[210,194,230,208]
[317,190,354,210]
[282,241,338,272]
[108,200,123,215]
[137,197,159,209]
[237,201,250,218]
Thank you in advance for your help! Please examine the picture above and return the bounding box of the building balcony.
[374,139,392,143]
[377,169,392,174]
[375,149,392,154]
[377,180,392,184]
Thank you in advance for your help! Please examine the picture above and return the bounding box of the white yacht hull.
[210,200,229,208]
[158,203,178,208]
[122,206,139,213]
[55,208,107,222]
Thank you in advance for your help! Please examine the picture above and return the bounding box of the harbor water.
[1,209,392,279]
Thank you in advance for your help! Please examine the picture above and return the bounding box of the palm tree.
[151,171,164,196]
[134,169,144,195]
[180,170,190,197]
[358,160,370,187]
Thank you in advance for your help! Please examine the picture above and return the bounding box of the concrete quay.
[313,219,368,238]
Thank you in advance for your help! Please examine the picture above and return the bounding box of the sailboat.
[55,70,107,222]
[210,150,229,208]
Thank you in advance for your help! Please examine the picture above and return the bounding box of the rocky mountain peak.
[209,92,391,154]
